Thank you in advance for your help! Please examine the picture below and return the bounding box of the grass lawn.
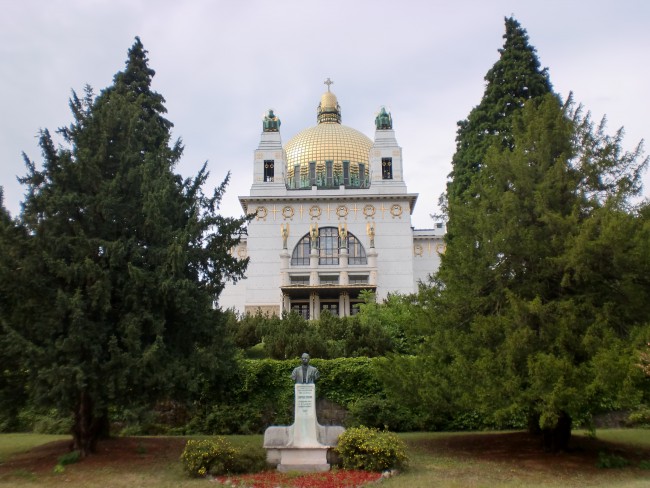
[0,430,649,487]
[0,434,69,463]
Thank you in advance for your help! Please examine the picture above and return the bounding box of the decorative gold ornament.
[280,223,290,249]
[363,204,375,218]
[256,206,268,220]
[414,244,423,257]
[366,222,376,248]
[282,206,294,220]
[435,243,447,254]
[390,204,403,218]
[237,246,247,258]
[309,205,322,220]
[338,222,348,240]
[336,205,348,218]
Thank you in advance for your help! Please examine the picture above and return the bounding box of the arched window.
[291,227,368,266]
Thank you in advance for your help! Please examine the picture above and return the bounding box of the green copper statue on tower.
[263,109,281,132]
[375,106,392,130]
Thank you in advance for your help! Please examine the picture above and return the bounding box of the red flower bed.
[213,469,383,487]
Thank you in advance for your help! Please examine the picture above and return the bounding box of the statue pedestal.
[263,384,344,472]
[292,384,320,447]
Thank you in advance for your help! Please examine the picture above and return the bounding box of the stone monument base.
[275,446,330,472]
[263,384,345,473]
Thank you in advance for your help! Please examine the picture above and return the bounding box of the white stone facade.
[219,89,444,318]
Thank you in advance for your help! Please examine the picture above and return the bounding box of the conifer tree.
[447,17,553,202]
[439,17,556,331]
[0,190,29,430]
[400,93,649,450]
[10,38,248,456]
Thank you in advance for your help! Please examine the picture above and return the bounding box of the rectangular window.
[264,160,274,182]
[320,302,339,315]
[358,163,366,186]
[349,275,369,284]
[350,302,361,316]
[309,162,316,186]
[291,239,311,266]
[319,275,339,285]
[326,160,333,187]
[290,275,310,285]
[318,229,339,265]
[343,161,350,185]
[294,164,301,188]
[382,157,393,179]
[291,303,310,319]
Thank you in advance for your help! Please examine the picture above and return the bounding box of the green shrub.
[336,426,408,471]
[57,450,80,466]
[639,460,650,470]
[627,406,650,428]
[180,438,267,477]
[180,438,238,477]
[18,408,71,434]
[596,451,630,469]
[228,446,269,474]
[347,395,422,431]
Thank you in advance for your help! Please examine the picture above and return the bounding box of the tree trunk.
[71,391,110,457]
[541,411,572,452]
[527,411,542,435]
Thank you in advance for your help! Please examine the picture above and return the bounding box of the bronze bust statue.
[291,353,320,384]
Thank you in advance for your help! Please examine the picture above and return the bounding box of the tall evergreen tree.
[447,17,553,202]
[439,17,555,325]
[395,93,649,450]
[8,38,248,456]
[0,189,29,430]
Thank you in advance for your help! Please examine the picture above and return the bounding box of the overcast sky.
[1,0,648,228]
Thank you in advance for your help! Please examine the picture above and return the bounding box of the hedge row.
[186,357,388,435]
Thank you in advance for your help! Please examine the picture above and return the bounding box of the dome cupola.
[285,80,372,189]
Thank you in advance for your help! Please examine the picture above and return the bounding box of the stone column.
[281,293,291,314]
[309,248,319,287]
[339,248,349,286]
[368,248,378,286]
[280,249,290,286]
[339,292,349,318]
[310,292,320,320]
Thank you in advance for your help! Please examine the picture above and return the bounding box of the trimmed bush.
[180,438,268,477]
[180,438,238,477]
[336,426,408,471]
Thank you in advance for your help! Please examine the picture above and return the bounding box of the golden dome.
[320,91,338,111]
[285,90,372,188]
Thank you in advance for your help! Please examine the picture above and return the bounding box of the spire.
[317,78,341,124]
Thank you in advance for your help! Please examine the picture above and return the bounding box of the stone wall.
[316,398,348,426]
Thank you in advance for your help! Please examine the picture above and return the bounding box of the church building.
[219,81,445,318]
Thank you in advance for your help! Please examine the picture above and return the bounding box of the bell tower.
[252,109,286,195]
[369,107,406,192]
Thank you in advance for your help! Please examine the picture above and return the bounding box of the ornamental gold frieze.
[231,244,247,259]
[282,206,294,220]
[412,239,446,257]
[255,206,268,221]
[249,199,407,221]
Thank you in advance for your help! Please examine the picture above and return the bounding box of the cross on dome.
[324,78,334,92]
